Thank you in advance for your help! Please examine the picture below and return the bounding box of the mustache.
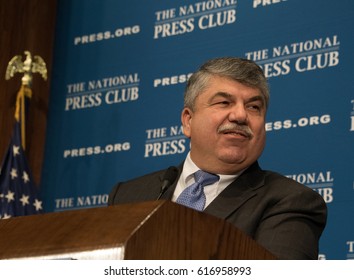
[217,123,254,138]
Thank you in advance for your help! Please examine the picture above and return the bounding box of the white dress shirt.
[172,152,242,209]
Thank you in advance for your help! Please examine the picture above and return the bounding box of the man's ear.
[181,107,193,138]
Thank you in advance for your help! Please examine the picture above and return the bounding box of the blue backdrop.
[40,0,354,260]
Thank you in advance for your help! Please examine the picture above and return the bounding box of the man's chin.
[218,150,246,163]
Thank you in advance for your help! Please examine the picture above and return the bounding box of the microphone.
[157,166,179,200]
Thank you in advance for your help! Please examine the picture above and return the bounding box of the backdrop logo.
[286,171,334,203]
[245,35,340,78]
[266,114,331,131]
[144,125,187,157]
[63,142,131,159]
[74,25,140,45]
[154,72,193,88]
[54,194,108,211]
[65,73,140,111]
[253,0,287,9]
[347,241,354,259]
[153,0,237,39]
[350,99,354,131]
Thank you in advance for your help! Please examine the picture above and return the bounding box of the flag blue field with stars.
[0,121,43,219]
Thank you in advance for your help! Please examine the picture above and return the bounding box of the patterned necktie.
[176,170,219,211]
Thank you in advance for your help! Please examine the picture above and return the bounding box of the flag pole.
[14,85,32,150]
[0,51,47,218]
[6,50,47,150]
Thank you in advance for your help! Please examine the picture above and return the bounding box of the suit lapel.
[204,161,265,220]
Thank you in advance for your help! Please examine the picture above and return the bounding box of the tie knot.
[194,170,219,187]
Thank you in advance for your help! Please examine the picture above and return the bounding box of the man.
[108,57,327,259]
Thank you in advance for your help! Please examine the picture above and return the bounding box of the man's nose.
[228,104,248,124]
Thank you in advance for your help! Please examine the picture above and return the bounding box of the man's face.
[181,75,266,174]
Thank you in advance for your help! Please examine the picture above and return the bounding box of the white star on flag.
[0,213,12,219]
[22,171,30,183]
[13,145,20,156]
[10,168,18,179]
[20,194,30,206]
[33,199,43,211]
[5,190,15,203]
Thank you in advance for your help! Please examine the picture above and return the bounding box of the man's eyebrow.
[208,92,265,105]
[246,95,265,106]
[247,95,264,102]
[208,92,234,103]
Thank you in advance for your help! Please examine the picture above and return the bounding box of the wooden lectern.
[0,200,276,260]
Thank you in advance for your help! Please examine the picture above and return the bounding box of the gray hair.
[184,57,269,111]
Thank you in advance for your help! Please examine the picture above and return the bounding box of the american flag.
[0,121,43,219]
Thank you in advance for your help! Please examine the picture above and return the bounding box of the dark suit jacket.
[108,161,327,260]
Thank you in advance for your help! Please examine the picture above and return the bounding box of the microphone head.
[157,166,179,200]
[162,166,179,184]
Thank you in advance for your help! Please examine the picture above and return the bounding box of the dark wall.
[0,0,57,186]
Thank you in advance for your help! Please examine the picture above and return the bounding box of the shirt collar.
[182,152,242,185]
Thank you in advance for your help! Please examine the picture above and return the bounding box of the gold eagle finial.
[5,50,47,87]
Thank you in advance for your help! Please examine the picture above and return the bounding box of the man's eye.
[247,104,261,111]
[216,100,230,106]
